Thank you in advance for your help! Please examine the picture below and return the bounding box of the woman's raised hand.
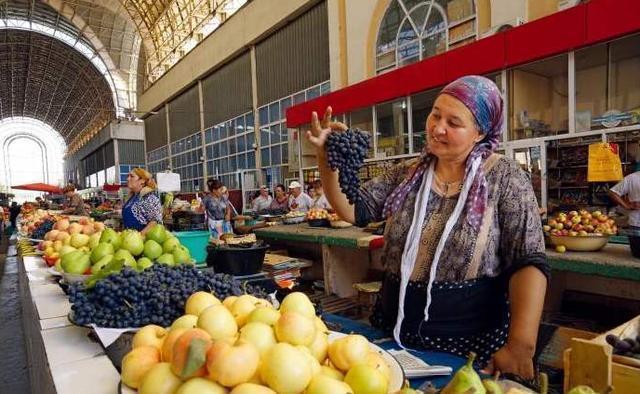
[306,106,348,151]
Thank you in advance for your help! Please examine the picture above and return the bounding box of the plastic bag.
[587,142,623,182]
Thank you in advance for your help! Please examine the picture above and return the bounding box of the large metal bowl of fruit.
[547,234,610,252]
[544,209,616,251]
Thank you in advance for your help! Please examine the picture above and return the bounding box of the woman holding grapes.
[307,75,548,380]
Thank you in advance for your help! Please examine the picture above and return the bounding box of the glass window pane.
[271,124,281,144]
[398,19,417,46]
[220,123,228,139]
[509,54,569,140]
[229,137,237,154]
[349,108,375,159]
[229,156,237,171]
[248,151,256,169]
[269,102,280,123]
[261,147,270,167]
[213,143,220,158]
[410,88,439,153]
[260,127,270,146]
[306,86,320,100]
[575,34,640,132]
[259,107,269,126]
[245,112,254,133]
[281,98,292,119]
[227,120,235,138]
[220,140,228,156]
[376,99,409,157]
[237,153,246,169]
[398,42,419,65]
[206,145,213,160]
[320,81,331,95]
[281,125,288,142]
[271,145,282,165]
[237,135,245,152]
[235,117,244,135]
[293,92,306,105]
[246,134,255,151]
[422,32,446,58]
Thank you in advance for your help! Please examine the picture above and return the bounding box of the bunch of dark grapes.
[606,334,640,359]
[326,128,371,204]
[31,219,55,239]
[69,265,267,328]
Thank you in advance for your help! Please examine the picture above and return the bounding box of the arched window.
[376,0,477,73]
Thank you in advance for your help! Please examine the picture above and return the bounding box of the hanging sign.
[156,172,181,192]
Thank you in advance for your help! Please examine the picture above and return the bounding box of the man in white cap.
[252,185,273,212]
[288,181,313,212]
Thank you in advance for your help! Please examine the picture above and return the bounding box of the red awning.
[12,183,63,193]
[102,184,121,192]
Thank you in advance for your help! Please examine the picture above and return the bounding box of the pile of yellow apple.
[306,208,330,221]
[39,217,105,267]
[121,291,394,394]
[543,209,617,237]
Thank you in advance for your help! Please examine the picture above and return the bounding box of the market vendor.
[288,181,313,212]
[269,184,290,211]
[202,179,233,239]
[122,168,162,234]
[252,185,273,212]
[62,185,88,216]
[307,75,549,379]
[608,172,640,257]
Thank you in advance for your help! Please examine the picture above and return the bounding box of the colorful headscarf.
[382,75,503,230]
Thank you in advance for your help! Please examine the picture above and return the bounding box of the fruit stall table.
[14,242,470,393]
[17,252,120,394]
[545,243,640,311]
[253,223,384,298]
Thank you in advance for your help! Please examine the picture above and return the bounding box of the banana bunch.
[17,240,37,256]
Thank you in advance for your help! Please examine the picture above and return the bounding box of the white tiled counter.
[18,253,120,394]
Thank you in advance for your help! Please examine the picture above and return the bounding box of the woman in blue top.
[122,168,162,234]
[201,179,232,239]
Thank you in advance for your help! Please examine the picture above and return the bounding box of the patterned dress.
[122,189,163,231]
[355,154,549,365]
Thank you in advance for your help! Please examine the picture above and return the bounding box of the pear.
[567,386,597,394]
[441,352,486,394]
[539,372,548,394]
[482,371,503,394]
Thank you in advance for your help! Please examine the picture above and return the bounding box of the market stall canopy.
[12,183,63,194]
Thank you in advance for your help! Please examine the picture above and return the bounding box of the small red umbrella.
[12,183,63,194]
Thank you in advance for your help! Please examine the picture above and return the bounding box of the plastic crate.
[172,230,210,265]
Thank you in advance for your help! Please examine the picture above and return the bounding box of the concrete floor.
[0,235,31,393]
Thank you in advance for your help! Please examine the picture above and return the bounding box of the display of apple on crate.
[543,210,617,237]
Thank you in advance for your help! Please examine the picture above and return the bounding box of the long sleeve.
[355,161,413,227]
[497,163,549,280]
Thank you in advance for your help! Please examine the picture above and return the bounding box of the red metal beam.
[286,0,640,128]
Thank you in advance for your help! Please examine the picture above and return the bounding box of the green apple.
[143,240,163,260]
[137,257,154,271]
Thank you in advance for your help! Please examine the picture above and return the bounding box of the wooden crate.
[563,315,640,393]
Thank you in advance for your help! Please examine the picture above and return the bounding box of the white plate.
[119,331,404,393]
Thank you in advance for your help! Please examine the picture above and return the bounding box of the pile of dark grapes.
[69,264,268,328]
[606,334,640,359]
[326,128,371,204]
[31,218,55,239]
